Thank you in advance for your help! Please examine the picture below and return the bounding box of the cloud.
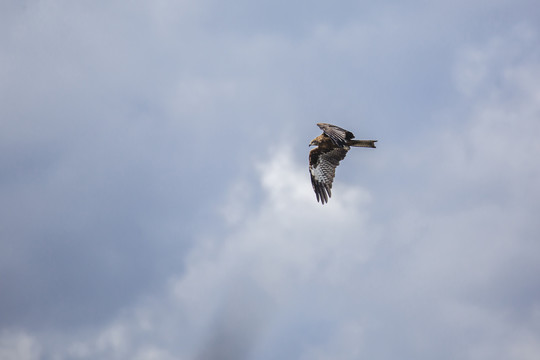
[1,1,540,359]
[0,143,378,359]
[0,331,40,360]
[1,124,539,359]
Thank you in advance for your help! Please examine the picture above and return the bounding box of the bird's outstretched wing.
[317,123,355,147]
[309,147,349,204]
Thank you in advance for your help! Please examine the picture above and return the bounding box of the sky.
[1,0,540,359]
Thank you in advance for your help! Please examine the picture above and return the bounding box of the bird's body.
[309,123,376,204]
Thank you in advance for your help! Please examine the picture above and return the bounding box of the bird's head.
[309,139,319,147]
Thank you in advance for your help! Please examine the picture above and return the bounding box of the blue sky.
[1,0,540,359]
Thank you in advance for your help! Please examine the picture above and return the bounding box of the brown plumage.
[309,123,377,204]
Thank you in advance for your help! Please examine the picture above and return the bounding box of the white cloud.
[0,331,40,360]
[0,144,378,359]
[170,146,378,358]
[446,25,540,208]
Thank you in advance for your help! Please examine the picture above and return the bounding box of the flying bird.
[309,123,377,204]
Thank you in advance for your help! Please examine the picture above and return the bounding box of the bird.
[309,123,377,204]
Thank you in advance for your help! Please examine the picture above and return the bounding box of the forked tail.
[348,140,377,148]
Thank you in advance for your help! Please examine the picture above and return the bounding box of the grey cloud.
[195,278,274,360]
[1,0,540,359]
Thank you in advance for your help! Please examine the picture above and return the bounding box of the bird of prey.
[309,123,377,204]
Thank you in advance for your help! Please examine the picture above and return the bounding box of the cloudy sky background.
[2,0,540,359]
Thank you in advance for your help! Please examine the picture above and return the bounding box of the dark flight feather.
[309,147,348,204]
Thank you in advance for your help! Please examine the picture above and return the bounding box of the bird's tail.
[348,140,377,148]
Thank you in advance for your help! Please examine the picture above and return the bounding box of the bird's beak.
[309,140,315,147]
